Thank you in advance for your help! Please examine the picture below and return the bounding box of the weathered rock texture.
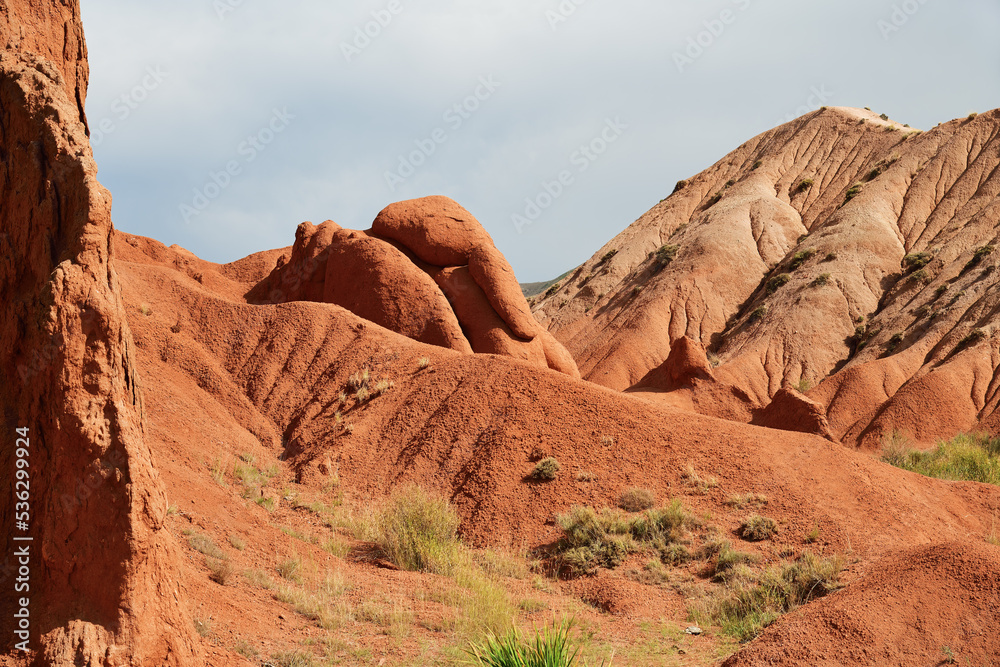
[535,107,1000,448]
[250,196,579,377]
[0,2,200,664]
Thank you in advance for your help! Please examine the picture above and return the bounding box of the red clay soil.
[723,541,1000,666]
[536,107,1000,449]
[107,231,1000,665]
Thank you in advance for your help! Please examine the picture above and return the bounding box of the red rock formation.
[323,230,471,352]
[536,106,1000,447]
[751,387,836,441]
[0,0,88,119]
[0,3,200,664]
[251,197,579,377]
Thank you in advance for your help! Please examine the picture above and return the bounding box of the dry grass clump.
[532,457,561,481]
[555,500,696,576]
[346,368,370,391]
[618,487,656,512]
[373,486,461,575]
[192,616,212,638]
[681,463,718,494]
[234,458,279,500]
[691,551,843,641]
[726,493,768,510]
[189,533,226,560]
[207,558,234,585]
[739,514,778,542]
[277,555,302,583]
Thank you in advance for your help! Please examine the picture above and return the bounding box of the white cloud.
[81,0,1000,280]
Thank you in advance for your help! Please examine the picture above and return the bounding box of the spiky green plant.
[467,619,611,666]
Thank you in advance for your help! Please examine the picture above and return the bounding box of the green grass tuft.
[882,432,1000,485]
[467,618,611,667]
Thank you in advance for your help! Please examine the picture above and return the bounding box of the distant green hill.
[520,268,574,298]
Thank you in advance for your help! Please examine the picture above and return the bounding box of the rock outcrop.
[250,196,579,377]
[0,2,200,664]
[535,107,1000,447]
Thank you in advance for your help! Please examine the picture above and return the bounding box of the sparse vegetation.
[810,273,831,287]
[546,282,562,297]
[726,493,768,510]
[751,160,763,170]
[788,249,816,271]
[532,457,561,481]
[618,487,656,512]
[882,431,1000,486]
[673,180,688,193]
[346,368,370,392]
[965,245,994,271]
[766,274,791,295]
[599,249,618,264]
[844,184,863,203]
[794,378,812,393]
[233,640,259,661]
[795,179,814,192]
[653,244,679,270]
[269,650,321,667]
[207,558,234,585]
[192,616,212,638]
[886,332,904,353]
[140,303,153,316]
[418,357,430,370]
[575,471,597,483]
[372,378,394,397]
[373,486,461,575]
[277,556,302,583]
[209,457,227,486]
[467,618,611,667]
[804,525,821,544]
[880,113,889,121]
[957,329,987,350]
[234,458,278,500]
[681,463,718,494]
[738,515,778,542]
[189,533,226,560]
[908,268,929,283]
[711,541,758,580]
[554,500,696,576]
[691,551,844,642]
[749,305,768,322]
[903,251,932,272]
[934,284,949,299]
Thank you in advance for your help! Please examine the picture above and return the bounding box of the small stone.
[685,626,702,635]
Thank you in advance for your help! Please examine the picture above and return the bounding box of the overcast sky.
[80,0,1000,282]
